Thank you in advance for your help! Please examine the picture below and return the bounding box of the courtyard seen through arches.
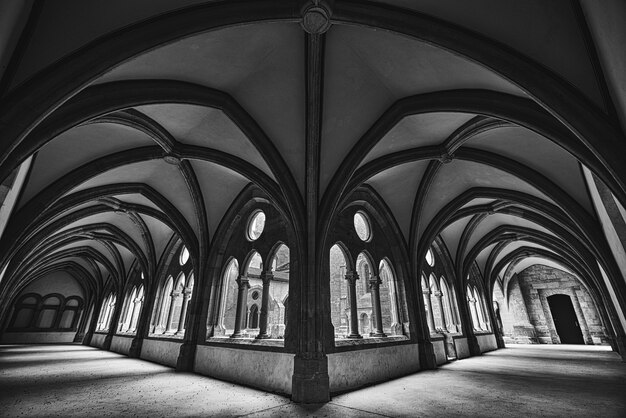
[0,0,625,409]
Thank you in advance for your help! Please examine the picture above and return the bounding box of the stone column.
[369,275,386,337]
[435,291,448,332]
[345,271,362,339]
[423,288,436,332]
[256,270,274,339]
[469,297,480,331]
[129,298,141,332]
[176,289,192,334]
[230,275,250,338]
[165,291,180,332]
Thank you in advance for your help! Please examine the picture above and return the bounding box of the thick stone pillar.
[459,290,481,356]
[416,280,437,370]
[176,289,191,334]
[230,275,250,338]
[82,298,101,346]
[369,275,386,337]
[256,270,273,339]
[130,283,155,358]
[345,271,362,339]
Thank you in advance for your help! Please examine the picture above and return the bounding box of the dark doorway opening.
[547,294,584,344]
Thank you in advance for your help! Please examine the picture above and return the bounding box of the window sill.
[206,336,285,348]
[334,334,408,348]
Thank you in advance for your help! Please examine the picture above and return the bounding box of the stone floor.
[0,344,624,417]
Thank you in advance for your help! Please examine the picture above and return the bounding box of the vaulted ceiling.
[0,0,625,313]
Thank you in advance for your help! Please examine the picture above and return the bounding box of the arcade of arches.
[0,0,626,404]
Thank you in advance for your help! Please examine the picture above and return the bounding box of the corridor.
[1,344,624,417]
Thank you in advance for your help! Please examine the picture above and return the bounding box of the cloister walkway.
[1,344,624,417]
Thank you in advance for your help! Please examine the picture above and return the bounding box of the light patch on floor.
[1,344,625,417]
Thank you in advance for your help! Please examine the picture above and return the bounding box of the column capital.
[368,275,382,289]
[434,291,443,298]
[236,275,250,289]
[344,270,359,285]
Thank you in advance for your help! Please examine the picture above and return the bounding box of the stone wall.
[494,264,608,345]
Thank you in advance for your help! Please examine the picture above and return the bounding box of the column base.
[346,333,362,339]
[369,332,386,338]
[468,334,481,356]
[176,341,197,371]
[291,354,330,403]
[102,334,113,350]
[82,332,93,346]
[418,340,437,370]
[129,337,143,358]
[255,333,271,339]
[73,332,85,343]
[230,332,248,339]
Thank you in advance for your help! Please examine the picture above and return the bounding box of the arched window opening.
[330,244,350,338]
[9,295,39,329]
[219,259,239,336]
[473,286,489,331]
[425,248,435,267]
[248,304,259,329]
[97,293,116,331]
[153,277,173,333]
[167,274,186,333]
[379,259,401,335]
[119,287,138,333]
[422,276,435,333]
[179,245,190,266]
[429,275,444,331]
[256,244,290,338]
[129,286,144,332]
[467,285,481,331]
[440,278,457,333]
[37,295,61,328]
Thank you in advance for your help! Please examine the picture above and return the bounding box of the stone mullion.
[369,275,386,337]
[165,292,180,332]
[103,292,123,351]
[230,275,250,338]
[176,290,191,334]
[345,271,362,339]
[256,271,273,339]
[423,288,436,333]
[435,291,448,332]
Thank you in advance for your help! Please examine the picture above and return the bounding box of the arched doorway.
[547,295,584,344]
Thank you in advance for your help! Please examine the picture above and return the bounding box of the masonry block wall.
[494,264,608,345]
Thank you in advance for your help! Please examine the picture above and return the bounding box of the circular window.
[179,246,190,265]
[425,248,435,267]
[353,211,371,241]
[251,291,260,300]
[247,210,266,241]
